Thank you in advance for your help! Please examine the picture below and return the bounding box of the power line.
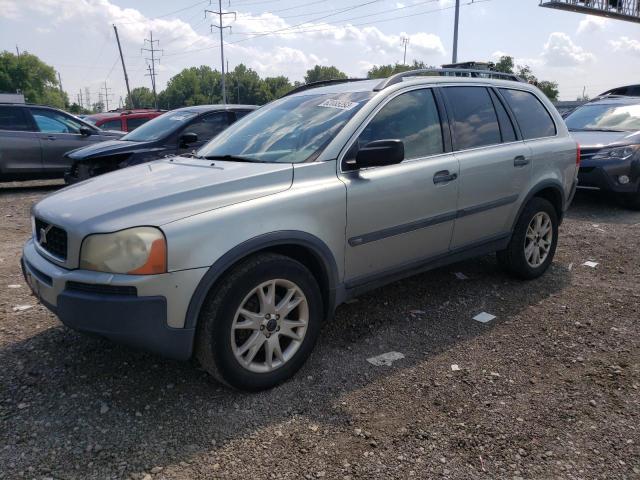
[205,0,236,104]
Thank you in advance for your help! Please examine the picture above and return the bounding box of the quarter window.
[443,86,501,150]
[489,89,517,143]
[356,89,444,161]
[500,89,556,139]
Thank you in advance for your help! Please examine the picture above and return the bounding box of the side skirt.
[340,232,511,301]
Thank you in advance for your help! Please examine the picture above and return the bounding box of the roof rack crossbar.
[283,78,369,97]
[373,68,524,91]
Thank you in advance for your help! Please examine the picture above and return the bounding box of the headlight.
[80,227,167,275]
[592,145,640,161]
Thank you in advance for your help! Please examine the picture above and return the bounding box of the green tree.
[263,76,293,99]
[303,65,347,84]
[493,55,515,74]
[226,64,271,105]
[367,60,431,79]
[488,55,560,101]
[159,66,222,109]
[0,50,68,108]
[126,87,156,109]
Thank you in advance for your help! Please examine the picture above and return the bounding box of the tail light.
[576,143,581,166]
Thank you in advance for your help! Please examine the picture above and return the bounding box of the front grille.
[580,148,601,161]
[35,218,68,260]
[66,281,138,296]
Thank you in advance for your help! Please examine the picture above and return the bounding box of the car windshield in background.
[565,103,640,132]
[121,111,198,142]
[197,92,374,163]
[84,117,97,125]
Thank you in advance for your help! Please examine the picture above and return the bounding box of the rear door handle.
[514,155,530,167]
[41,135,56,141]
[433,170,458,184]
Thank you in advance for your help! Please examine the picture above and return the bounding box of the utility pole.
[113,25,133,109]
[84,87,91,111]
[15,45,20,57]
[401,36,410,65]
[142,31,162,109]
[78,89,83,109]
[452,0,461,63]
[205,0,236,104]
[57,72,64,95]
[102,81,113,111]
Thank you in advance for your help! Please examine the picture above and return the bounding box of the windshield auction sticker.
[317,99,359,111]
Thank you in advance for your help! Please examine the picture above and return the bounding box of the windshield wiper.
[201,154,265,163]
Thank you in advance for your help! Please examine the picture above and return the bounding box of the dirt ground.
[0,181,639,480]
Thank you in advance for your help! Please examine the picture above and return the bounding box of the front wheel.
[497,197,559,280]
[195,253,323,391]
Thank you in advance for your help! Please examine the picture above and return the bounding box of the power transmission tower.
[78,89,83,109]
[113,25,133,108]
[401,36,410,65]
[84,87,91,111]
[452,0,461,63]
[205,0,236,104]
[102,81,113,111]
[142,31,162,109]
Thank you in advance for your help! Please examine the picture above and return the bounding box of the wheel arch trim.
[183,231,339,331]
[512,180,566,230]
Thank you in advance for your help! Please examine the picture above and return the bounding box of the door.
[441,86,531,249]
[177,111,231,153]
[30,108,98,173]
[340,88,460,284]
[0,106,42,176]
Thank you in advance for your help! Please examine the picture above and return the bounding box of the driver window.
[31,109,82,134]
[184,113,228,143]
[354,89,444,161]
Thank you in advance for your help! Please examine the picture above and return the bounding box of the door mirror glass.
[79,126,93,136]
[180,132,198,147]
[355,140,404,169]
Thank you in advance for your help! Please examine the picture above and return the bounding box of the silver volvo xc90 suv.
[22,70,579,390]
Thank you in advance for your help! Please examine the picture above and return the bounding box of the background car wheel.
[497,197,559,280]
[195,253,323,391]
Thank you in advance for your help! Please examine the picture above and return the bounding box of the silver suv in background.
[22,70,579,390]
[0,104,124,181]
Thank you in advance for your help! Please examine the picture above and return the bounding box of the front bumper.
[21,239,206,360]
[578,158,640,194]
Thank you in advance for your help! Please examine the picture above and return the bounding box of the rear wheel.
[195,253,322,391]
[497,197,559,280]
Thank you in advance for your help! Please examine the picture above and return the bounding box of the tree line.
[0,51,560,115]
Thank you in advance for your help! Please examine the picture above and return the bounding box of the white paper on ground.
[367,351,405,367]
[583,261,599,268]
[454,272,469,280]
[13,305,33,312]
[451,364,461,371]
[473,312,496,323]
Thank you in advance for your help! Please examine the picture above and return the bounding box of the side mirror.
[79,126,93,136]
[180,132,198,147]
[354,140,404,169]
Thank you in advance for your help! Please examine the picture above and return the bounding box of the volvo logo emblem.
[38,224,52,246]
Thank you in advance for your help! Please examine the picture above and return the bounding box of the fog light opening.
[618,175,630,185]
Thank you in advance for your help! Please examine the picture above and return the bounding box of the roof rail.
[283,78,369,97]
[373,68,524,91]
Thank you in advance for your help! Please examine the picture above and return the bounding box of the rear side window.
[126,117,150,131]
[100,119,123,131]
[356,88,444,160]
[0,107,32,131]
[500,89,556,139]
[489,89,517,143]
[443,87,501,150]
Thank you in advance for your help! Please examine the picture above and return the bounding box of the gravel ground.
[1,181,639,480]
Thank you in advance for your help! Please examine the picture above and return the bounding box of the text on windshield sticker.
[317,99,359,111]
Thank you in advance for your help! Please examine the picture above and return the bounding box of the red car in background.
[84,109,165,132]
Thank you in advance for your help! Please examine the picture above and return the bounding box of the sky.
[1,0,639,105]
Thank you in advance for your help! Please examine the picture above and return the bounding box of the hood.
[67,139,160,160]
[571,130,640,149]
[33,157,293,234]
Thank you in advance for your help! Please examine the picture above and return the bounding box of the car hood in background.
[571,130,640,149]
[98,129,126,138]
[67,139,160,160]
[33,156,293,234]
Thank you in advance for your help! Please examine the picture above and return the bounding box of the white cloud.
[542,32,595,67]
[610,36,640,57]
[577,16,607,34]
[0,0,20,18]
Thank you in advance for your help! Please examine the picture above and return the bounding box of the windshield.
[122,111,198,142]
[566,103,640,132]
[84,117,97,125]
[197,91,374,163]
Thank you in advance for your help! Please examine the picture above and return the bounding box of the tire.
[497,197,559,280]
[619,192,640,211]
[195,253,323,391]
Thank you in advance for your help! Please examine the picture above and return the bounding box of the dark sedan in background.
[0,103,124,182]
[566,95,640,209]
[65,104,256,183]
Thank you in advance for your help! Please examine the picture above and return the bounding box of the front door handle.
[41,135,56,141]
[514,155,530,167]
[433,170,458,184]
